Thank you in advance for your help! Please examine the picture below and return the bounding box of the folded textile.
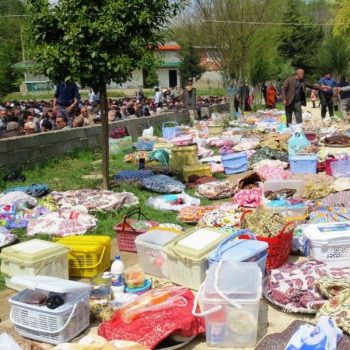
[3,184,49,198]
[141,175,185,193]
[233,188,262,208]
[198,208,241,230]
[196,179,238,199]
[113,170,154,181]
[249,147,289,165]
[251,159,288,170]
[256,320,350,350]
[98,289,205,350]
[265,260,350,312]
[256,165,290,180]
[27,211,97,236]
[177,205,218,223]
[50,190,139,212]
[146,193,200,211]
[284,316,342,350]
[319,191,350,207]
[317,289,350,335]
[331,178,350,192]
[308,205,350,223]
[0,192,37,208]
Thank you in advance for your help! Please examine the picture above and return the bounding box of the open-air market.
[2,1,350,350]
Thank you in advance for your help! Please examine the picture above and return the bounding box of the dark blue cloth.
[54,82,81,106]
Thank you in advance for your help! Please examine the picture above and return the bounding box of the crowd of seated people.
[0,87,228,139]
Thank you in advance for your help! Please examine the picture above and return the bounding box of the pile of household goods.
[3,111,350,349]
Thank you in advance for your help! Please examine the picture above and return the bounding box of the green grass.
[0,148,222,290]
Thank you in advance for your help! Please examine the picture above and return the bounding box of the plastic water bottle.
[111,256,125,296]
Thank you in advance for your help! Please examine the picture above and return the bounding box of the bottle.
[138,157,145,170]
[111,256,125,297]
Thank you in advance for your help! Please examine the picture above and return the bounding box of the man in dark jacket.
[282,68,307,127]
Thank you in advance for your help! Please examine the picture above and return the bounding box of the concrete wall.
[0,111,189,171]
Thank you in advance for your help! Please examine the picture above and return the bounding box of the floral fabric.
[50,190,139,212]
[233,188,262,208]
[256,166,291,180]
[197,179,238,199]
[265,260,350,312]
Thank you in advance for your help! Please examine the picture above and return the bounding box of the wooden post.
[100,84,109,190]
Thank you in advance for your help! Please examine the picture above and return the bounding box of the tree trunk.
[100,84,109,190]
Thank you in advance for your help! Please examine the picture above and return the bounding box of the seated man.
[78,106,95,126]
[0,121,21,138]
[72,115,84,128]
[55,115,69,130]
[23,122,36,135]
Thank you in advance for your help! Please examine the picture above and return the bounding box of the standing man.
[319,70,337,119]
[53,77,81,115]
[282,68,308,127]
[336,75,350,119]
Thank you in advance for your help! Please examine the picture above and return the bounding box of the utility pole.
[20,25,28,83]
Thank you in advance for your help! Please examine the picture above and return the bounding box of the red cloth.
[98,289,205,349]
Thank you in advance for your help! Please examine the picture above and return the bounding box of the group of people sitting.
[0,85,227,139]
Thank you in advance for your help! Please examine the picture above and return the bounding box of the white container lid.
[204,261,262,301]
[135,229,179,248]
[304,222,350,242]
[11,276,90,294]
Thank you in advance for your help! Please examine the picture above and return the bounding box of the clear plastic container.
[124,265,145,289]
[197,261,262,348]
[330,159,350,178]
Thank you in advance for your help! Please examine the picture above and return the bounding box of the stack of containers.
[135,227,182,278]
[194,261,262,348]
[54,235,111,278]
[0,239,69,291]
[163,227,230,290]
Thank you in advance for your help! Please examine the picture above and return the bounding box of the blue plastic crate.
[289,155,317,174]
[222,152,248,174]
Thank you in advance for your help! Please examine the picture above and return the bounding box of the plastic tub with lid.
[208,231,268,275]
[304,222,350,267]
[135,227,181,278]
[193,260,262,348]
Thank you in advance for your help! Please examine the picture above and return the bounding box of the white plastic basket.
[9,276,90,345]
[166,255,208,291]
[305,223,350,267]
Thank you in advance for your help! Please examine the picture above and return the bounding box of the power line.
[199,19,349,26]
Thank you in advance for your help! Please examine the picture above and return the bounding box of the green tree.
[333,0,350,35]
[0,0,26,98]
[312,34,350,80]
[278,0,324,72]
[27,0,184,189]
[178,43,204,85]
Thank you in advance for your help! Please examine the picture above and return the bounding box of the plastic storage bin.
[330,158,350,178]
[9,276,90,345]
[183,164,212,181]
[289,155,317,174]
[208,123,224,136]
[193,261,262,348]
[163,227,230,290]
[0,239,69,291]
[162,122,180,140]
[135,227,181,278]
[54,235,111,278]
[109,136,133,155]
[171,145,198,171]
[222,152,248,175]
[261,180,305,203]
[208,234,268,275]
[304,222,350,267]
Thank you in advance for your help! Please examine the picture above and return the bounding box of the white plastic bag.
[0,333,22,350]
[142,126,154,138]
